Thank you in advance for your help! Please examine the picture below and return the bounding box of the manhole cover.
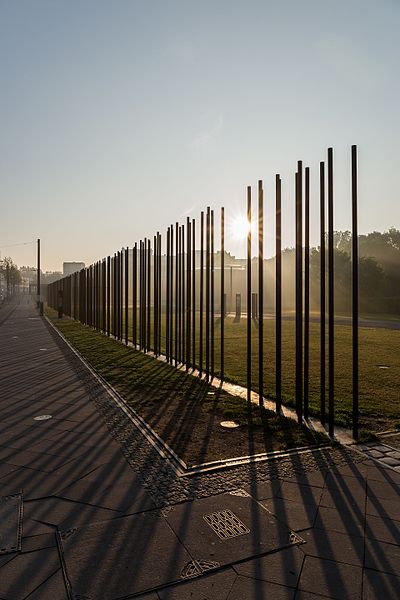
[203,509,250,540]
[220,421,240,429]
[0,493,23,554]
[34,415,52,421]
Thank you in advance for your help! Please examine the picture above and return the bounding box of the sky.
[1,0,399,271]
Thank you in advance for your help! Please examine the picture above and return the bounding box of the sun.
[230,215,251,240]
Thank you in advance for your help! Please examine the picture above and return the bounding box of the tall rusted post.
[247,187,252,404]
[206,208,210,380]
[192,218,196,369]
[166,228,170,361]
[37,238,41,308]
[295,163,303,424]
[276,175,282,413]
[199,212,204,374]
[258,180,264,408]
[220,207,225,381]
[147,239,151,352]
[352,144,359,441]
[154,235,158,354]
[181,223,185,366]
[320,162,326,424]
[175,224,178,365]
[133,243,137,347]
[186,218,191,369]
[211,209,215,378]
[328,147,334,437]
[304,167,310,419]
[125,247,129,344]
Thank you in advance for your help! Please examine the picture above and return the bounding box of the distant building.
[63,262,85,277]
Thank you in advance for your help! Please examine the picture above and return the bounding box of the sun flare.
[230,215,251,240]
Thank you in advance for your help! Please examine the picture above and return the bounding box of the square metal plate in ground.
[204,509,250,540]
[0,493,23,554]
[57,510,194,600]
[165,492,304,568]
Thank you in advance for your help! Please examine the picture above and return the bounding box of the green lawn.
[47,310,329,463]
[57,307,400,432]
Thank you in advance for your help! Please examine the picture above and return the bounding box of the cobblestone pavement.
[1,297,399,599]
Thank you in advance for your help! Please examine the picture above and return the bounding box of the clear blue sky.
[1,0,399,270]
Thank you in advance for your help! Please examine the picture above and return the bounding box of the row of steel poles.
[47,145,359,439]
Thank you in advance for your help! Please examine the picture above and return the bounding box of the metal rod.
[220,207,224,381]
[175,223,178,365]
[181,223,185,366]
[275,175,282,413]
[153,235,158,356]
[320,162,326,424]
[147,238,151,352]
[352,144,359,441]
[186,218,191,369]
[247,186,252,403]
[192,218,196,369]
[304,167,310,419]
[328,147,334,437]
[211,209,215,378]
[125,247,129,344]
[206,207,210,380]
[258,180,264,408]
[295,163,303,424]
[37,238,40,307]
[166,228,170,361]
[133,243,137,346]
[199,212,204,374]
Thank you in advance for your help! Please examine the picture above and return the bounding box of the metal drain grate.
[203,509,250,540]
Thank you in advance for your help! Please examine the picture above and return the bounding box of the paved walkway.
[0,297,399,599]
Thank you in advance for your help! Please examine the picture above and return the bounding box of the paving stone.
[227,575,295,599]
[21,533,57,553]
[58,473,156,514]
[367,479,400,501]
[24,569,69,599]
[314,505,364,536]
[364,537,400,577]
[324,472,367,494]
[367,464,400,484]
[0,547,60,600]
[297,555,362,599]
[233,545,304,587]
[22,519,55,537]
[58,511,193,599]
[23,496,122,530]
[295,592,336,599]
[368,445,394,453]
[243,479,282,500]
[277,482,323,506]
[299,527,364,566]
[363,568,400,600]
[158,569,236,599]
[365,450,386,458]
[319,485,366,511]
[365,514,400,545]
[261,497,318,532]
[380,456,400,467]
[282,470,328,488]
[0,463,18,480]
[0,448,76,474]
[325,462,368,481]
[366,496,400,521]
[165,492,301,567]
